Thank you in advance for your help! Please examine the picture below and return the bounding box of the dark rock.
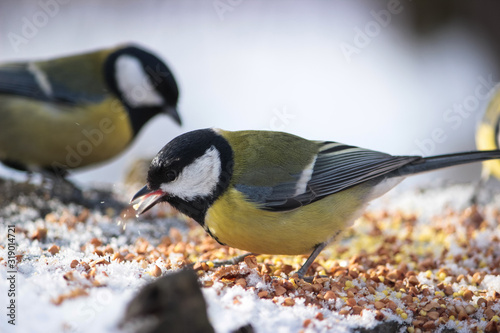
[232,323,254,333]
[354,321,401,333]
[119,268,214,333]
[0,176,125,213]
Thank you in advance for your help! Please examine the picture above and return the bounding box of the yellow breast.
[204,184,369,255]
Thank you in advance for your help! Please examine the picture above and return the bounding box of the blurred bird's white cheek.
[160,147,221,200]
[115,55,164,108]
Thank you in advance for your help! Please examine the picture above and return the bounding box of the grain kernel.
[339,309,350,316]
[48,244,59,255]
[346,298,356,307]
[244,255,258,269]
[112,252,124,262]
[408,276,419,286]
[352,306,363,315]
[386,300,397,311]
[70,259,79,268]
[93,258,109,266]
[149,265,162,277]
[422,321,435,330]
[485,320,497,333]
[458,310,468,321]
[89,238,102,247]
[428,311,439,320]
[312,283,323,293]
[32,228,48,240]
[324,291,336,301]
[63,271,74,281]
[463,289,473,301]
[235,278,247,288]
[478,298,488,308]
[485,308,495,320]
[275,285,287,296]
[465,305,476,315]
[444,285,454,296]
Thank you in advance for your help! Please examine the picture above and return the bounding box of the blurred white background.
[1,0,499,189]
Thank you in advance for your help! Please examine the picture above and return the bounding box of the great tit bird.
[131,129,500,279]
[476,84,500,180]
[0,44,181,177]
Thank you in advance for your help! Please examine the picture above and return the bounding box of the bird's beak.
[164,106,182,126]
[130,185,166,215]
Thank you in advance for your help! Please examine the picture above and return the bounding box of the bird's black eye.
[165,170,177,182]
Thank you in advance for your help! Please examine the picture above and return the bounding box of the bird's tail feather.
[389,150,500,178]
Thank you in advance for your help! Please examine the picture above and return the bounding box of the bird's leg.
[37,168,85,203]
[24,171,34,184]
[203,252,257,268]
[297,242,328,281]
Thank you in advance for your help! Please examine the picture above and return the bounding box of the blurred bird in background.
[0,44,181,180]
[476,84,500,180]
[474,84,500,203]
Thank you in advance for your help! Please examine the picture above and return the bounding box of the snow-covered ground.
[1,181,499,333]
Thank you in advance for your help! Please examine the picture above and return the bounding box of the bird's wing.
[236,141,421,211]
[0,57,108,105]
[0,63,52,101]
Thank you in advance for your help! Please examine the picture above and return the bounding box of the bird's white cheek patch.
[115,55,164,108]
[160,147,221,200]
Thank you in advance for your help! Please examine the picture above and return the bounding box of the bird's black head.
[104,44,181,135]
[131,129,234,225]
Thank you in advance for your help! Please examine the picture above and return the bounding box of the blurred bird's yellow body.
[476,124,500,179]
[476,85,500,179]
[0,96,133,170]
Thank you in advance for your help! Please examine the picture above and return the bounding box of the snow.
[1,181,499,333]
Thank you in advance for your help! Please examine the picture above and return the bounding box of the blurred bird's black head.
[131,129,233,224]
[104,44,181,134]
